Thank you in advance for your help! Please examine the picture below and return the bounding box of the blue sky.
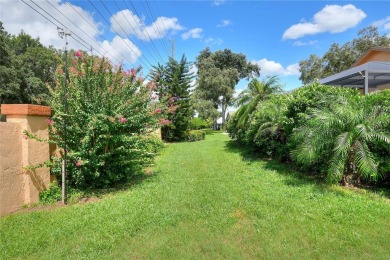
[1,0,389,94]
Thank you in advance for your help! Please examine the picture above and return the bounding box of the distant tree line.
[0,21,61,105]
[299,26,390,84]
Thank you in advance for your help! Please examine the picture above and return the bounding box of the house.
[216,111,234,130]
[319,47,390,94]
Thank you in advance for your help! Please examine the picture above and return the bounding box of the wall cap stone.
[1,104,51,116]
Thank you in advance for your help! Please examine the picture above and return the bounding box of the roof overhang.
[319,61,390,92]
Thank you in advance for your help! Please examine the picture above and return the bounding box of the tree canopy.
[0,24,61,105]
[299,26,390,85]
[195,48,260,128]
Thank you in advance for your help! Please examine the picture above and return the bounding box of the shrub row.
[228,83,390,186]
[186,130,206,142]
[189,117,210,130]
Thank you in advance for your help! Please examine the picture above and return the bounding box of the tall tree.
[0,22,21,104]
[0,26,61,105]
[11,32,61,104]
[150,55,194,141]
[195,48,260,128]
[299,26,390,85]
[190,91,219,122]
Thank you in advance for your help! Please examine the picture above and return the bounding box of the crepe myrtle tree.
[26,51,166,189]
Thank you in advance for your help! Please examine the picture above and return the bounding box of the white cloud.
[0,0,145,65]
[282,4,366,40]
[372,16,390,31]
[98,36,141,65]
[181,28,203,40]
[203,37,223,45]
[252,59,299,76]
[213,0,226,6]
[110,9,184,41]
[0,0,102,50]
[293,40,318,46]
[217,20,231,28]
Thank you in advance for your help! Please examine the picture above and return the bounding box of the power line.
[65,1,134,67]
[152,0,171,57]
[112,0,162,64]
[23,0,160,70]
[127,0,166,63]
[88,0,151,70]
[21,0,58,28]
[144,0,170,57]
[29,0,107,60]
[45,0,122,65]
[140,0,169,58]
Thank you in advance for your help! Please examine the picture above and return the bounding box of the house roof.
[351,47,390,67]
[319,61,390,89]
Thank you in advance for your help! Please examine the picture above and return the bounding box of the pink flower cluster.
[154,108,162,114]
[159,118,171,125]
[75,50,83,58]
[119,117,127,123]
[76,160,82,167]
[47,118,54,125]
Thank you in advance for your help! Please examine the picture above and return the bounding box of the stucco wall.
[0,104,51,216]
[0,123,24,216]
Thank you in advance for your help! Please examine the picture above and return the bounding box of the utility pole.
[58,27,71,205]
[170,38,174,59]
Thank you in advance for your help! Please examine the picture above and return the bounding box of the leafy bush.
[246,94,292,160]
[230,81,390,186]
[189,117,210,130]
[186,130,206,142]
[39,182,61,204]
[291,93,390,184]
[44,52,165,189]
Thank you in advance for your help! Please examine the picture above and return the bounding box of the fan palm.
[292,95,390,184]
[234,76,283,129]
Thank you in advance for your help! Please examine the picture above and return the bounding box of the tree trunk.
[221,98,227,127]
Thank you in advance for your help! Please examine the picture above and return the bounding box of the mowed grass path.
[1,132,390,259]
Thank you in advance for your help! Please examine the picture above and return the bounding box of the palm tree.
[291,95,390,184]
[234,76,283,130]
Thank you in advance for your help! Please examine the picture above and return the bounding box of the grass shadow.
[224,139,330,192]
[224,139,259,163]
[71,170,158,200]
[224,139,390,199]
[15,171,159,215]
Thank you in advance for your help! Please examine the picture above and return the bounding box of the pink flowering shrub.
[47,52,164,188]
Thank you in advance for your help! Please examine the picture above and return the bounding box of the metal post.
[170,38,174,59]
[58,28,71,204]
[364,69,368,95]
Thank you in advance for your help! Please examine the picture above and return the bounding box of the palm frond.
[334,132,352,158]
[327,151,348,183]
[291,144,318,165]
[354,140,378,180]
[369,131,390,145]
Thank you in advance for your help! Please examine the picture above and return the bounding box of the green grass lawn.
[1,131,390,259]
